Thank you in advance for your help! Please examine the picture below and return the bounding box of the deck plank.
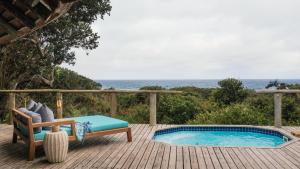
[189,147,199,169]
[269,149,299,169]
[54,124,141,169]
[168,146,177,169]
[183,146,191,169]
[81,125,145,169]
[195,147,206,169]
[58,124,141,169]
[243,148,268,169]
[219,147,238,169]
[160,144,171,169]
[106,125,153,169]
[256,148,283,169]
[116,125,156,169]
[144,140,161,169]
[134,136,156,168]
[207,147,222,169]
[231,148,254,169]
[213,147,230,169]
[128,126,158,169]
[226,148,246,169]
[152,143,166,169]
[95,124,148,169]
[280,148,300,167]
[201,147,214,169]
[176,146,184,169]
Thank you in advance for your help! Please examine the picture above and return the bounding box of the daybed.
[12,109,132,161]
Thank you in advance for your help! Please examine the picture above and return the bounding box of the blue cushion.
[34,126,72,140]
[33,115,128,140]
[65,115,129,132]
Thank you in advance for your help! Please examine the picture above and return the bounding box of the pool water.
[153,128,289,147]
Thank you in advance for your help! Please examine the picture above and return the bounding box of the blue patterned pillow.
[35,104,54,130]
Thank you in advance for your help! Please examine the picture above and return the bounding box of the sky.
[63,0,300,80]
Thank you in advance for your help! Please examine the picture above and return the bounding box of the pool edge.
[152,125,299,149]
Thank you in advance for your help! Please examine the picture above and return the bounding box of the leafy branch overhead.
[0,0,112,90]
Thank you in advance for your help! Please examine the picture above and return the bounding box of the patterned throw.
[75,122,92,143]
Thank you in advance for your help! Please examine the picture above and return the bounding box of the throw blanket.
[76,122,92,143]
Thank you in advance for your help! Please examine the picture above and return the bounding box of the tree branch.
[31,68,55,87]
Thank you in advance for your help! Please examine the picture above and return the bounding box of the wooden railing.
[3,89,295,128]
[0,89,182,126]
[256,89,300,128]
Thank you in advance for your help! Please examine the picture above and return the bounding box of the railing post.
[274,93,282,128]
[110,93,117,115]
[149,93,157,126]
[56,92,63,119]
[8,93,15,124]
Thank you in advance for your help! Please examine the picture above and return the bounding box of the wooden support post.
[274,93,282,128]
[56,92,63,119]
[8,93,15,124]
[149,93,157,126]
[110,93,117,115]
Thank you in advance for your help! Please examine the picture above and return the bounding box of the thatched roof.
[0,0,76,45]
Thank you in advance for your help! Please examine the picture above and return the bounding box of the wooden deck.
[1,124,300,169]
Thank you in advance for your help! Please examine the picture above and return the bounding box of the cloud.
[63,0,300,79]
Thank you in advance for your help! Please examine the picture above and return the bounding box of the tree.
[213,78,248,105]
[0,0,111,90]
[265,80,288,89]
[0,0,111,117]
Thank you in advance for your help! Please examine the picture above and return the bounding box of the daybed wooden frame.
[12,109,132,161]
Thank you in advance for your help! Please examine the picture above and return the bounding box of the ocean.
[97,79,300,90]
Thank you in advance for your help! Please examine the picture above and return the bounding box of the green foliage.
[4,72,300,126]
[170,86,214,99]
[13,68,110,119]
[54,67,101,89]
[286,84,300,89]
[282,95,300,125]
[114,104,149,124]
[265,80,288,89]
[139,86,165,90]
[157,95,200,124]
[213,78,248,105]
[188,104,270,125]
[245,94,273,118]
[38,0,112,65]
[116,82,300,126]
[117,93,138,109]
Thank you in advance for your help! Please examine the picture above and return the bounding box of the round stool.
[43,126,68,163]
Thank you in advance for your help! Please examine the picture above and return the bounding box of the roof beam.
[0,1,35,28]
[39,0,53,11]
[0,15,17,34]
[25,0,40,7]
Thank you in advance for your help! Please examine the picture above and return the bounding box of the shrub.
[114,104,149,124]
[213,78,248,105]
[282,95,300,125]
[188,103,271,125]
[157,95,200,124]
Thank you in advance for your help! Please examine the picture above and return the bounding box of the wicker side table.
[43,126,69,163]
